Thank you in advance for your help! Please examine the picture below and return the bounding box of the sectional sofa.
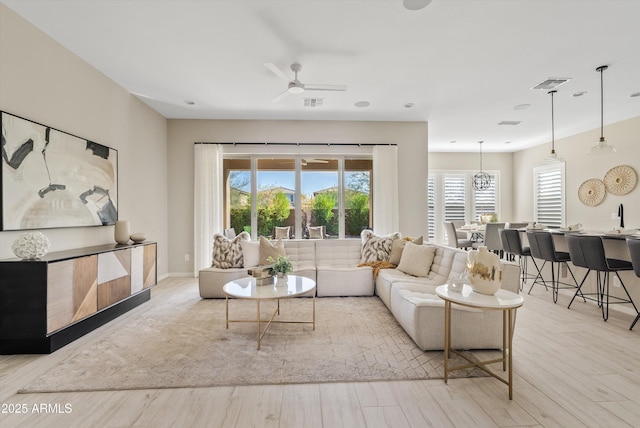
[199,237,521,351]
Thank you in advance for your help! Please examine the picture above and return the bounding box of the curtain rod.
[194,142,396,147]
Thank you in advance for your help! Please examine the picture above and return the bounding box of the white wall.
[167,119,428,275]
[513,115,640,316]
[513,116,640,230]
[0,5,170,276]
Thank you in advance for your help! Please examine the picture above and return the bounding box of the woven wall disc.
[578,178,606,206]
[603,165,637,195]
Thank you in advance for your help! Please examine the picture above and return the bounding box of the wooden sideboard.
[0,242,157,354]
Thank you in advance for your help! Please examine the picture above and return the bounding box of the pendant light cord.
[597,65,607,142]
[550,90,556,152]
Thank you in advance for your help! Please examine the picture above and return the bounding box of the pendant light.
[544,90,564,163]
[473,141,491,191]
[587,65,616,154]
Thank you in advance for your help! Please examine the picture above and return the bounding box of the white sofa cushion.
[390,281,504,350]
[240,240,260,267]
[396,243,436,277]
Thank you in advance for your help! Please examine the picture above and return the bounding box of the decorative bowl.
[130,233,148,243]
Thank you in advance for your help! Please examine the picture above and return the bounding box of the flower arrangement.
[268,256,293,275]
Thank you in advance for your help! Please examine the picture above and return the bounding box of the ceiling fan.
[265,62,347,103]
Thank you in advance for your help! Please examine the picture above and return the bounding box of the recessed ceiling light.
[572,91,587,97]
[505,141,512,145]
[183,100,195,105]
[514,104,530,110]
[403,0,432,11]
[498,120,522,126]
[631,92,640,98]
[450,140,456,144]
[354,101,370,108]
[404,102,415,108]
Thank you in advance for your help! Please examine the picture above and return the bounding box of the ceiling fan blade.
[271,89,291,103]
[264,63,291,82]
[303,83,347,92]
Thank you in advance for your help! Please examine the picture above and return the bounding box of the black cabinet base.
[0,290,150,355]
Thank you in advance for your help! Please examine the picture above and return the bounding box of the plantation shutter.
[427,175,436,241]
[473,173,496,218]
[443,174,466,223]
[534,164,564,228]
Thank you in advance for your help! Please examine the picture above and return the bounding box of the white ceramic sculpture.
[466,246,503,295]
[12,232,51,260]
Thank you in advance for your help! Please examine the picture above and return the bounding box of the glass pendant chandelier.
[587,65,617,154]
[544,90,564,163]
[473,141,491,191]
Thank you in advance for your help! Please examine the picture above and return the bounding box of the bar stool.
[566,234,637,322]
[625,237,640,330]
[500,228,540,291]
[526,230,580,303]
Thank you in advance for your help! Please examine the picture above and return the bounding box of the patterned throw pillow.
[211,231,250,268]
[360,230,402,263]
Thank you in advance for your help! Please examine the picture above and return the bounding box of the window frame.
[224,154,372,239]
[428,170,500,244]
[533,162,565,228]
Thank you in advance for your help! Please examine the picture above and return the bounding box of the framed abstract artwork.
[1,111,118,230]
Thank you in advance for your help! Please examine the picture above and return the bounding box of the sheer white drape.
[372,145,399,235]
[194,143,223,276]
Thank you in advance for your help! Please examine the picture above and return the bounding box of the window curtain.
[194,143,223,276]
[372,145,399,234]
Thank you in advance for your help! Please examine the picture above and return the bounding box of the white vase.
[466,246,503,295]
[276,272,288,286]
[114,220,131,245]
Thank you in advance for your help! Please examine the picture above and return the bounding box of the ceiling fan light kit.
[587,65,617,155]
[266,62,347,103]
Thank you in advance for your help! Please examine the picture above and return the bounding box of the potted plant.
[268,256,293,282]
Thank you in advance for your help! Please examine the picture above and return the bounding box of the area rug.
[20,286,489,393]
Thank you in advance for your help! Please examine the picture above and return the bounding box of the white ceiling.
[2,0,640,152]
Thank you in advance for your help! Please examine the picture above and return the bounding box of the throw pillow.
[211,231,250,268]
[240,240,260,267]
[396,243,436,277]
[307,226,324,239]
[259,236,286,266]
[389,236,424,265]
[274,226,291,240]
[360,230,402,263]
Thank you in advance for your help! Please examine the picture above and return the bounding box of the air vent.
[304,98,324,107]
[531,78,571,90]
[498,120,522,126]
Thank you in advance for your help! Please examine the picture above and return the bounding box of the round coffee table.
[223,275,316,350]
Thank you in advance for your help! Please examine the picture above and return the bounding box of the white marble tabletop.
[223,275,316,299]
[436,284,523,309]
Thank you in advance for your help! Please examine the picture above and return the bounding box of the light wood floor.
[1,276,639,428]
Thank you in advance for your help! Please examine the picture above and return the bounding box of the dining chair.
[565,234,636,323]
[444,221,473,249]
[483,222,505,258]
[526,230,581,303]
[625,237,640,330]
